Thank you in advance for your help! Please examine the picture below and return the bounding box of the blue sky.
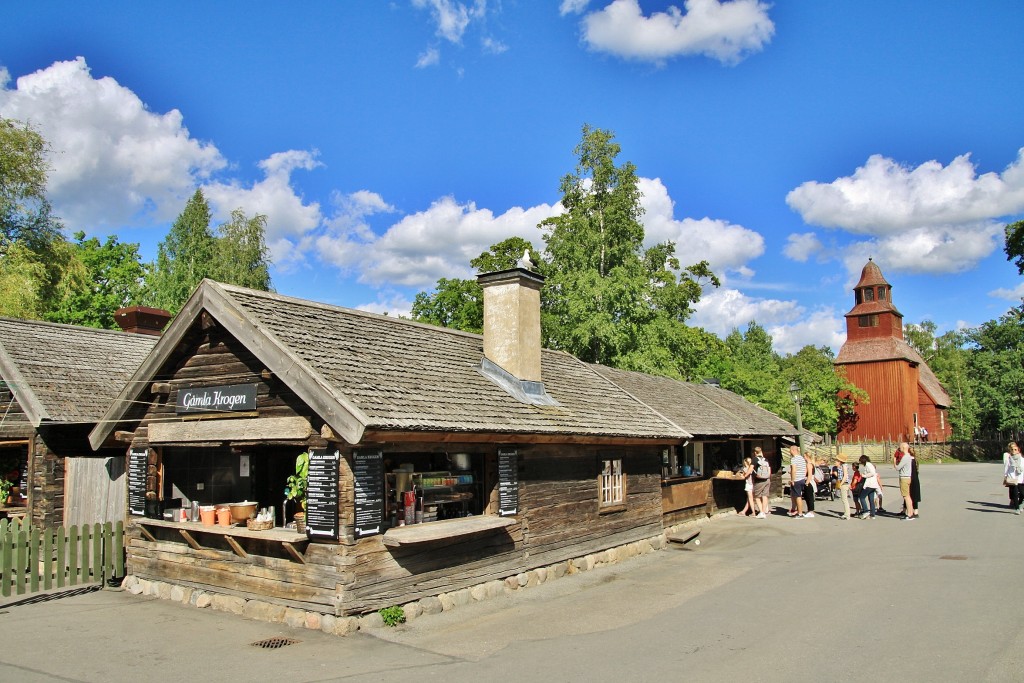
[3,1,1023,353]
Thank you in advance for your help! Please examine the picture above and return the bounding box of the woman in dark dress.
[909,446,921,518]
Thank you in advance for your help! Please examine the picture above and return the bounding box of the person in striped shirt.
[788,444,810,518]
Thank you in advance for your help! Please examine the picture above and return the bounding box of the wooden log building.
[89,268,796,616]
[0,310,166,526]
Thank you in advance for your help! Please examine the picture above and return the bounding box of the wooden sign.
[353,450,385,538]
[305,449,340,541]
[127,448,148,516]
[175,383,257,414]
[497,448,519,517]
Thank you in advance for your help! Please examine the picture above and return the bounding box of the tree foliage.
[0,118,61,253]
[1006,219,1024,276]
[213,209,273,291]
[46,232,148,328]
[905,321,980,438]
[965,305,1024,433]
[147,189,217,313]
[539,124,719,369]
[147,192,273,313]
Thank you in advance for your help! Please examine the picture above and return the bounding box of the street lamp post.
[789,380,805,453]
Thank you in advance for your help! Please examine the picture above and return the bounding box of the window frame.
[598,456,626,512]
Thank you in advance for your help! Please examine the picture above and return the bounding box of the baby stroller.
[813,464,835,501]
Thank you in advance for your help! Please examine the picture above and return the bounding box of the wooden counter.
[661,478,711,513]
[382,515,516,548]
[134,517,309,562]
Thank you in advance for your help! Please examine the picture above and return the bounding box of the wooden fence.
[0,518,124,598]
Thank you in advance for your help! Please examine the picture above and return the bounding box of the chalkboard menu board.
[127,448,148,516]
[306,449,340,541]
[498,448,519,517]
[353,450,385,539]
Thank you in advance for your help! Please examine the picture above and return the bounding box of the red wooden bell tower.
[835,259,951,442]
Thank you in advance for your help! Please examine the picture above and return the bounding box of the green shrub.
[379,605,406,627]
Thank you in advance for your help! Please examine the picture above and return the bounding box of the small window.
[855,290,863,304]
[857,315,879,327]
[864,288,874,302]
[599,458,625,508]
[877,286,886,301]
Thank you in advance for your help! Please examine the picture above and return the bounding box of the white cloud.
[413,0,486,43]
[560,0,591,15]
[355,292,415,319]
[989,282,1024,301]
[690,287,845,353]
[315,195,559,288]
[202,149,324,267]
[415,47,441,68]
[578,0,775,65]
[838,224,1004,276]
[638,177,764,271]
[0,57,225,230]
[787,150,1024,234]
[784,232,825,262]
[481,37,509,54]
[787,150,1024,275]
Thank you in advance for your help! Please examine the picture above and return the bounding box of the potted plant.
[0,478,12,508]
[284,451,309,532]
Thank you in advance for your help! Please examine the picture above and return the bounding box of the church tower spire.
[845,258,903,342]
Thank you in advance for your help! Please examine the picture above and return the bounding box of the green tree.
[213,208,272,291]
[147,189,216,313]
[720,322,789,417]
[905,321,979,438]
[780,345,866,436]
[1006,219,1024,276]
[0,238,46,318]
[45,232,148,328]
[966,305,1024,433]
[539,124,718,367]
[0,118,62,253]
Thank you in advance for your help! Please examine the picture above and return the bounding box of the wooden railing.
[0,519,125,598]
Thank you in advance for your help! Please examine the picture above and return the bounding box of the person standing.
[894,441,916,520]
[1003,442,1023,514]
[788,445,809,518]
[834,454,852,519]
[802,457,821,518]
[752,447,771,519]
[858,455,879,519]
[738,457,756,516]
[909,447,921,517]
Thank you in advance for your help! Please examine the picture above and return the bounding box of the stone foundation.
[121,529,675,636]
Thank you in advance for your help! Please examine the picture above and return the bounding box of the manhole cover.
[939,555,968,560]
[251,637,300,649]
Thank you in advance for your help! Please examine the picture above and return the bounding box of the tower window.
[858,315,879,327]
[877,286,886,301]
[864,288,874,302]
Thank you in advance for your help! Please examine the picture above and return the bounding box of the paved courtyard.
[1,461,1019,682]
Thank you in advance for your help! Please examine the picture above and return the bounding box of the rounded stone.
[420,596,443,615]
[360,612,385,629]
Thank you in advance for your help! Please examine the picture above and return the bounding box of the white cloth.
[1004,453,1024,485]
[862,462,879,490]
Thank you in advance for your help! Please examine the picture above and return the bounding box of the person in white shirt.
[894,441,916,520]
[1003,442,1023,514]
[857,455,879,519]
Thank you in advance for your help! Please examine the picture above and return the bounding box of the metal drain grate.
[251,637,300,649]
[939,555,968,560]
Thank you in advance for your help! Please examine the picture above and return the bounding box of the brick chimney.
[477,267,544,382]
[114,306,172,336]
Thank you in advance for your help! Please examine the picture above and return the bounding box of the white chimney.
[477,267,544,382]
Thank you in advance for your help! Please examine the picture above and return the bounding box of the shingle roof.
[0,317,158,426]
[835,337,952,407]
[855,259,891,289]
[591,365,797,437]
[92,281,690,447]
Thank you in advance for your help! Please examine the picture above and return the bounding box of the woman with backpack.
[752,446,771,518]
